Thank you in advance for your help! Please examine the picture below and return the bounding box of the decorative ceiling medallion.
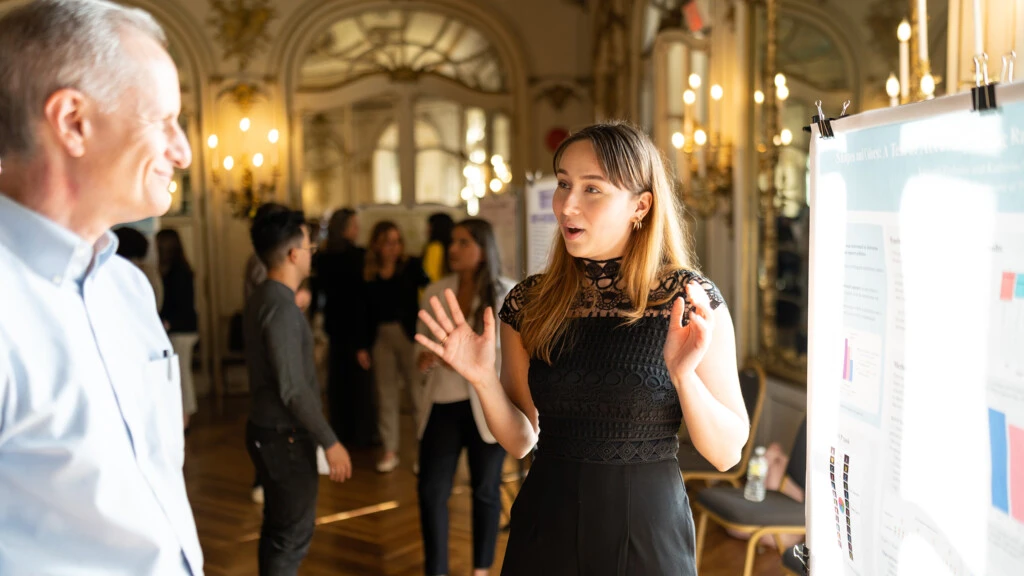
[208,0,276,72]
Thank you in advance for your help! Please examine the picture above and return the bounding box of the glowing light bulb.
[671,132,685,149]
[754,90,765,104]
[780,129,793,145]
[776,84,790,101]
[239,117,251,132]
[688,73,702,89]
[886,73,900,98]
[683,90,696,105]
[920,73,935,96]
[694,129,707,146]
[252,153,264,167]
[490,154,505,167]
[897,19,911,42]
[710,84,724,101]
[223,156,234,171]
[168,181,178,193]
[207,134,218,149]
[774,73,787,87]
[467,196,479,216]
[461,186,473,201]
[268,129,279,144]
[489,178,502,192]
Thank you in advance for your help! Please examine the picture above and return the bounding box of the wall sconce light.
[677,81,733,220]
[210,83,281,219]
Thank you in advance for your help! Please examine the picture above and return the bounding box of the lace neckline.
[578,257,622,288]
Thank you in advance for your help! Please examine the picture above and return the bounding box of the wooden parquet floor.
[184,397,793,575]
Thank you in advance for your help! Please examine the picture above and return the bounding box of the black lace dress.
[497,257,724,576]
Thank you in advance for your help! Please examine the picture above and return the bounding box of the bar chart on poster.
[806,84,1024,576]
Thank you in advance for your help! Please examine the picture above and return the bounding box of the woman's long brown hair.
[363,220,406,281]
[517,122,696,363]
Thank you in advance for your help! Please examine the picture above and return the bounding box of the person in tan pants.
[359,221,430,473]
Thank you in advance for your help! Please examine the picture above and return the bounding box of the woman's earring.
[633,218,643,231]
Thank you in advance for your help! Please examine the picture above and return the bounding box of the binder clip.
[792,543,810,575]
[1001,50,1017,84]
[812,100,834,139]
[972,53,997,112]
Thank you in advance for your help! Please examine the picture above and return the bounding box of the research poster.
[524,176,559,276]
[807,88,1024,576]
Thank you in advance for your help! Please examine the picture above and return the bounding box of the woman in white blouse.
[415,218,514,576]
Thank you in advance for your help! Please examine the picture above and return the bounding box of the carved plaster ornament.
[208,0,276,72]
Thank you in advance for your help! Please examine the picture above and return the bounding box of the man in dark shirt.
[244,209,352,576]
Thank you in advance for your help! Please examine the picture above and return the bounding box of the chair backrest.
[735,362,767,470]
[785,417,808,491]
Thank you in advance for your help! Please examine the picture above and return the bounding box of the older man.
[0,1,201,574]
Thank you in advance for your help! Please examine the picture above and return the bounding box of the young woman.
[415,219,514,576]
[422,212,454,283]
[156,229,199,432]
[362,221,430,473]
[315,208,377,449]
[416,122,749,574]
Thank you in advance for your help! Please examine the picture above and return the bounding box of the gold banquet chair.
[678,363,766,488]
[692,418,807,576]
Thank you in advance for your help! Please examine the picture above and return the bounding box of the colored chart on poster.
[807,84,1024,575]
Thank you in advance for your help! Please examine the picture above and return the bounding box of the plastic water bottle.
[744,446,768,502]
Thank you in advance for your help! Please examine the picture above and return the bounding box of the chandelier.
[208,83,282,219]
[672,74,732,220]
[884,3,940,106]
[460,116,512,216]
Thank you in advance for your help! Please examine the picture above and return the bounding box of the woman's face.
[377,228,403,263]
[447,226,482,273]
[552,140,648,261]
[156,236,174,265]
[343,216,360,242]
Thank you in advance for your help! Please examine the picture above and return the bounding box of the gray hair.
[0,0,168,157]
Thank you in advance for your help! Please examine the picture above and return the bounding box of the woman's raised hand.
[663,281,716,381]
[415,288,496,387]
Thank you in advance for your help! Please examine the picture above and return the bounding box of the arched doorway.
[278,2,526,223]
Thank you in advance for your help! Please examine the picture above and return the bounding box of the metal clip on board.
[972,53,998,112]
[811,100,834,139]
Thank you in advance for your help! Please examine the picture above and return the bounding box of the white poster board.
[476,192,521,280]
[806,84,1024,575]
[524,176,559,276]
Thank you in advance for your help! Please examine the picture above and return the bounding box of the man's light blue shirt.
[0,194,203,574]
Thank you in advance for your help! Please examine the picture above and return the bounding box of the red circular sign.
[545,127,569,153]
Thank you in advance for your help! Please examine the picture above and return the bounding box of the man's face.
[84,31,191,225]
[295,226,314,280]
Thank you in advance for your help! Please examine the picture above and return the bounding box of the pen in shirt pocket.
[163,349,172,381]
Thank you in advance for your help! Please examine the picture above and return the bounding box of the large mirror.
[751,0,948,384]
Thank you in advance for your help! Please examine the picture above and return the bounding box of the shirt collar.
[0,193,119,287]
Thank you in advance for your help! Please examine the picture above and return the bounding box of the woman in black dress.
[315,208,377,448]
[156,229,199,432]
[416,122,750,575]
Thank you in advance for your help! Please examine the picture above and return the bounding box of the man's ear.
[43,89,91,158]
